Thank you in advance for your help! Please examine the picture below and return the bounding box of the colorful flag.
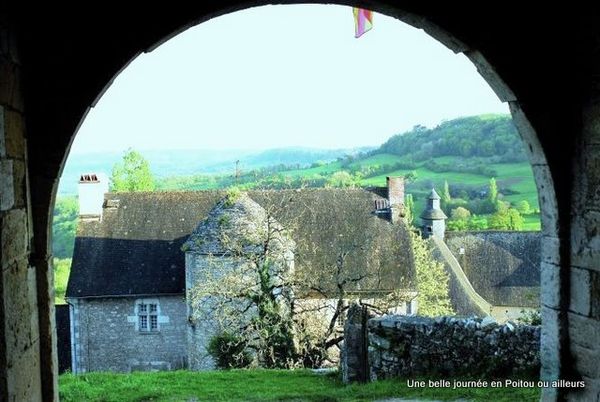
[353,8,373,38]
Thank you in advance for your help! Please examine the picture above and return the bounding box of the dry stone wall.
[367,315,540,380]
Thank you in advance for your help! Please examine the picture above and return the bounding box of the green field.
[54,258,71,304]
[59,369,541,402]
[276,161,343,178]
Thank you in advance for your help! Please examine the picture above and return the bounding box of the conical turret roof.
[427,188,441,200]
[183,191,294,255]
[419,188,448,220]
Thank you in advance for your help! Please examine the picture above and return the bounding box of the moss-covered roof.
[445,231,541,307]
[183,192,294,255]
[67,189,416,298]
[420,208,448,220]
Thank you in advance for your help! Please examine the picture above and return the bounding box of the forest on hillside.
[377,114,525,162]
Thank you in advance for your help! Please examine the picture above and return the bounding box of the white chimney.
[78,173,108,220]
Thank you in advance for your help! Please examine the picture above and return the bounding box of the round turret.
[420,188,447,239]
[183,191,294,256]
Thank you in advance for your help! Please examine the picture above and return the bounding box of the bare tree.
[187,188,414,368]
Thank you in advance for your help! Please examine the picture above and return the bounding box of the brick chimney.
[386,176,405,223]
[78,173,108,220]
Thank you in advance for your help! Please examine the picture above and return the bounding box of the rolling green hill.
[53,114,541,261]
[154,115,539,229]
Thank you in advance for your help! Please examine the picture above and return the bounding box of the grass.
[522,213,542,231]
[54,258,71,304]
[277,161,343,178]
[347,153,406,168]
[59,369,541,402]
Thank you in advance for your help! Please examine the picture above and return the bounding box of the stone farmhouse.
[66,177,418,373]
[65,176,540,373]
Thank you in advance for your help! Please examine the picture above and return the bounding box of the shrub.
[207,332,253,369]
[517,309,542,326]
[488,208,524,230]
[447,219,468,231]
[515,200,531,214]
[450,206,471,220]
[224,187,242,207]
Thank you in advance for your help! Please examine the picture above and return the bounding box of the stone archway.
[0,4,590,401]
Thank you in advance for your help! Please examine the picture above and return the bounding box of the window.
[138,301,159,332]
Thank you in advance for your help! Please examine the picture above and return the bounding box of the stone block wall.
[0,18,44,401]
[367,315,540,380]
[342,312,540,383]
[185,253,235,370]
[341,304,370,383]
[70,296,187,373]
[566,87,600,401]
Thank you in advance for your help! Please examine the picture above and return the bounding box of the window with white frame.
[137,301,159,332]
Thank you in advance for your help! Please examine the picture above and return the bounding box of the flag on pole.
[353,8,373,38]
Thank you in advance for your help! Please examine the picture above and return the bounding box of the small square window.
[139,304,147,313]
[149,304,157,313]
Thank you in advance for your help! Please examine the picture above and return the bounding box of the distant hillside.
[58,146,371,195]
[377,114,526,162]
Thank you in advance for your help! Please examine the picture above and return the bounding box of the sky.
[69,4,508,155]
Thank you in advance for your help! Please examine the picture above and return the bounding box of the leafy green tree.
[110,148,155,192]
[442,180,452,206]
[326,171,355,188]
[447,219,468,231]
[488,178,498,206]
[450,206,471,221]
[52,197,78,258]
[488,207,524,230]
[467,215,488,230]
[516,200,531,215]
[410,231,454,316]
[404,194,415,225]
[403,170,418,184]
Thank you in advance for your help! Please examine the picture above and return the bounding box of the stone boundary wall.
[342,308,540,382]
[367,315,540,380]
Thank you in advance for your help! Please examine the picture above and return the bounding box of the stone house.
[65,175,541,373]
[66,177,418,373]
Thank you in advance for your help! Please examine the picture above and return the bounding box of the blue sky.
[69,4,508,154]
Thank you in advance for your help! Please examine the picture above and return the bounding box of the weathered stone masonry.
[70,296,188,373]
[342,310,540,383]
[0,17,44,402]
[367,315,540,380]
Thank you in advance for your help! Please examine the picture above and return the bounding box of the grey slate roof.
[420,208,448,220]
[66,189,416,298]
[427,188,441,200]
[445,231,541,307]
